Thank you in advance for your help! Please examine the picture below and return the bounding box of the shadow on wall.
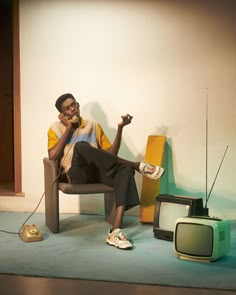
[160,139,236,217]
[78,103,235,217]
[83,104,206,200]
[82,101,135,160]
[160,138,205,199]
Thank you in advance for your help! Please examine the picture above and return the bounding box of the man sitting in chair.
[47,93,164,250]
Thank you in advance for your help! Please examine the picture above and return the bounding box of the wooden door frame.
[13,0,22,193]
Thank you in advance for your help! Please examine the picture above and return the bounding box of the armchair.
[43,157,116,233]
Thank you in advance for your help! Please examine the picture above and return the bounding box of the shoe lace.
[143,164,155,174]
[114,229,128,241]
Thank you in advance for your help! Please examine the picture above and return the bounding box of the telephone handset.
[70,115,79,124]
[58,113,79,124]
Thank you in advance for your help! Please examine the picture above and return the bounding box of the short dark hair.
[55,93,75,112]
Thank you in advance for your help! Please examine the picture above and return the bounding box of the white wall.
[0,0,235,219]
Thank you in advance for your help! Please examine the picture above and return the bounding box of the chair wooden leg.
[44,158,60,233]
[45,185,60,233]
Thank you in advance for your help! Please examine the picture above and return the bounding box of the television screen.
[159,202,190,231]
[175,222,213,256]
[153,194,204,241]
[174,216,231,262]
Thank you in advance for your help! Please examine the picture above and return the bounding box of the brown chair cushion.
[59,183,114,194]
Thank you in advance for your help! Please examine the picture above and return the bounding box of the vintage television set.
[174,216,231,262]
[153,194,204,241]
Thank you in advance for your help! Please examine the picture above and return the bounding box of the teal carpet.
[0,212,235,291]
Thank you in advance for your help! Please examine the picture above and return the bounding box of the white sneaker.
[106,228,133,250]
[139,162,164,180]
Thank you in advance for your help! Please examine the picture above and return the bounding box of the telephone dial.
[20,224,43,242]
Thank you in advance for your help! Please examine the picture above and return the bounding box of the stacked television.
[153,194,231,262]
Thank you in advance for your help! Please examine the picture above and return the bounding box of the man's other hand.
[119,114,133,127]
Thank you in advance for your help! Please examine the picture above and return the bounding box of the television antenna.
[203,88,229,216]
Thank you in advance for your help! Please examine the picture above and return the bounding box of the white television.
[174,216,231,262]
[153,194,204,241]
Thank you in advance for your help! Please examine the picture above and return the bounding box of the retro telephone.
[70,115,79,124]
[58,113,79,124]
[20,224,43,242]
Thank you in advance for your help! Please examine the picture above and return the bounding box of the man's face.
[61,98,80,119]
